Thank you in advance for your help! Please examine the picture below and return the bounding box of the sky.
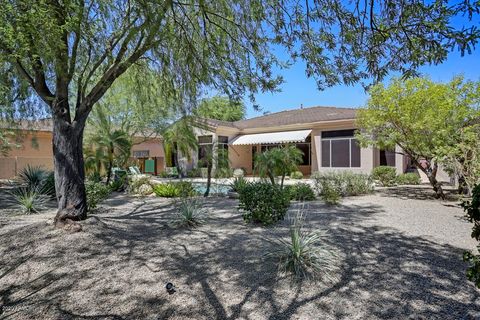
[245,48,480,119]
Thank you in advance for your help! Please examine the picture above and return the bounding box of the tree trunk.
[53,117,88,225]
[204,161,212,197]
[424,162,445,199]
[106,148,114,185]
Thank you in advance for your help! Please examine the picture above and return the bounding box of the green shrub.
[462,184,480,288]
[285,183,316,201]
[312,171,373,197]
[214,167,233,178]
[171,198,208,228]
[396,172,421,185]
[153,181,197,198]
[265,209,338,280]
[85,181,111,211]
[290,171,303,179]
[321,183,341,205]
[239,182,290,225]
[17,165,56,198]
[371,166,397,186]
[230,176,248,193]
[128,176,152,194]
[10,187,49,214]
[186,168,201,178]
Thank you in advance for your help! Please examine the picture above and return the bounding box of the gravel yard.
[0,188,479,319]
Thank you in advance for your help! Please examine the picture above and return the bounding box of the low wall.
[0,157,54,179]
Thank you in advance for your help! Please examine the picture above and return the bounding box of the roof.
[204,106,357,130]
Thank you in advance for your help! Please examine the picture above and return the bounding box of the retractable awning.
[229,129,311,146]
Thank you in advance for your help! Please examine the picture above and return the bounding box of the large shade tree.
[1,1,479,226]
[195,96,245,121]
[356,77,480,199]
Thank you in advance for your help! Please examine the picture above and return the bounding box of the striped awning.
[229,130,311,146]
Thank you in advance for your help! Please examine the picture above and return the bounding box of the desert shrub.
[128,176,152,194]
[321,183,341,205]
[239,182,290,225]
[265,209,338,280]
[290,171,303,179]
[233,168,245,178]
[17,165,56,197]
[171,198,208,228]
[109,175,127,192]
[230,176,248,193]
[396,172,421,185]
[371,166,397,186]
[285,183,316,201]
[137,184,154,195]
[85,181,111,211]
[154,181,197,198]
[186,168,201,178]
[10,187,49,214]
[462,184,480,288]
[313,171,373,197]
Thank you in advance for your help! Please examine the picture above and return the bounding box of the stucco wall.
[229,145,252,174]
[131,138,165,158]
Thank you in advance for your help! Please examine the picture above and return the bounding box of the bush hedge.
[312,171,373,197]
[285,183,316,201]
[396,172,421,185]
[371,166,397,186]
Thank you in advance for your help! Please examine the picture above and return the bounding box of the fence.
[0,157,54,179]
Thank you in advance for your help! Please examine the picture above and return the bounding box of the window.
[380,149,396,166]
[258,136,311,166]
[321,129,361,168]
[217,136,229,166]
[198,135,213,168]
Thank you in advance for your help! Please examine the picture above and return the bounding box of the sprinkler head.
[166,282,176,294]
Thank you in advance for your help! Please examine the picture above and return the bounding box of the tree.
[356,77,480,199]
[196,96,245,121]
[1,1,478,226]
[254,145,303,189]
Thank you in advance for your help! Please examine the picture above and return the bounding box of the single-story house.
[185,106,409,176]
[0,120,165,179]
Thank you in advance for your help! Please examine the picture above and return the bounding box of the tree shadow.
[375,185,461,202]
[0,197,478,319]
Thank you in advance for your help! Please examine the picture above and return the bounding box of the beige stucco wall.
[131,138,165,158]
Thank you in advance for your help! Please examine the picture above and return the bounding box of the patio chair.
[129,166,142,175]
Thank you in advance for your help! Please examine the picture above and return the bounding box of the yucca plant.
[265,208,338,281]
[17,165,47,189]
[11,187,49,214]
[171,198,208,228]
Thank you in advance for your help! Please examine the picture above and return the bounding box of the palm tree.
[86,106,132,184]
[254,145,303,188]
[162,116,198,177]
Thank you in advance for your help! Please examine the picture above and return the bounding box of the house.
[185,106,408,176]
[0,120,166,179]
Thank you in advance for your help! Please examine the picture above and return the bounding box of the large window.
[380,149,396,166]
[321,129,360,168]
[258,136,311,166]
[217,136,229,166]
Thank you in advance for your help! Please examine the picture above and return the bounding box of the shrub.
[371,166,397,186]
[153,181,197,198]
[290,171,303,179]
[239,182,290,225]
[17,165,56,197]
[214,167,233,178]
[233,168,245,178]
[265,209,338,280]
[285,183,316,201]
[10,187,49,214]
[230,176,248,193]
[128,176,152,194]
[396,172,421,185]
[171,198,208,228]
[137,184,154,196]
[85,181,111,211]
[312,171,373,197]
[186,168,201,178]
[462,184,480,288]
[321,183,341,205]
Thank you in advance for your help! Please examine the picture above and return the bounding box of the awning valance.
[229,129,311,146]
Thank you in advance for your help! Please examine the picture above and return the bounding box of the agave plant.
[171,198,208,228]
[17,165,47,189]
[11,187,49,214]
[265,207,338,281]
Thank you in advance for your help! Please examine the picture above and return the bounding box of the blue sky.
[246,50,480,119]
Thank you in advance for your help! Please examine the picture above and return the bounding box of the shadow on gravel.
[376,185,461,202]
[0,197,478,319]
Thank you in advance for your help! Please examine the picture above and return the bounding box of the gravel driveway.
[0,189,479,319]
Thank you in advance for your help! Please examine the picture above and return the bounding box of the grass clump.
[171,198,208,228]
[230,176,248,193]
[153,181,197,198]
[10,187,49,214]
[266,208,338,281]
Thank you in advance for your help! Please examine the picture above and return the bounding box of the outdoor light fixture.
[166,282,176,295]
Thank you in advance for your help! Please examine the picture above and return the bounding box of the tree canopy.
[195,96,245,122]
[1,0,479,223]
[356,76,480,197]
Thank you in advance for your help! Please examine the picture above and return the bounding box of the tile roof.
[205,105,357,130]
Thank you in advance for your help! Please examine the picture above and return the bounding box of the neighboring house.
[186,106,409,176]
[0,120,166,179]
